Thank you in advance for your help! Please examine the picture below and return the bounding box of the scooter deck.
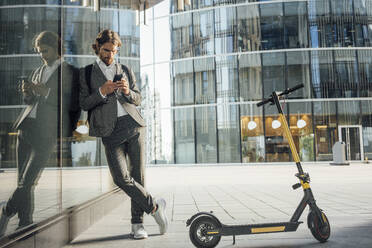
[208,221,302,236]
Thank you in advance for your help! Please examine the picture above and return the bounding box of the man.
[0,31,80,236]
[79,29,168,239]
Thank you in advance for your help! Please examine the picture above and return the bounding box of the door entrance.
[338,125,363,161]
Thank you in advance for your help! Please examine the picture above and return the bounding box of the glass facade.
[143,0,372,165]
[0,2,139,237]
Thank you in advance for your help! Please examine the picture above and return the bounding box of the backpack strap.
[120,64,133,84]
[84,64,94,123]
[84,64,93,91]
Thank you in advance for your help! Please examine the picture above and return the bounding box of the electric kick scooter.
[186,83,330,248]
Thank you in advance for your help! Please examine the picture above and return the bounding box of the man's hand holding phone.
[114,74,130,96]
[100,80,117,96]
[20,80,34,96]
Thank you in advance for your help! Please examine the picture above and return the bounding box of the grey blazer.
[79,62,145,137]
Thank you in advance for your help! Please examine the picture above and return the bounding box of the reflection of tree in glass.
[300,135,314,161]
[76,152,92,167]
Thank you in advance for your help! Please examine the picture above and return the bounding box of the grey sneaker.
[130,224,148,239]
[0,207,12,237]
[151,198,168,235]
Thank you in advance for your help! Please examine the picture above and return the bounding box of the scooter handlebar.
[256,83,304,107]
[279,83,304,96]
[256,98,271,107]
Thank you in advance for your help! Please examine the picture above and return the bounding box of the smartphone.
[113,74,122,82]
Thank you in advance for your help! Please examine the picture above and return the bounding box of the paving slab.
[64,163,372,248]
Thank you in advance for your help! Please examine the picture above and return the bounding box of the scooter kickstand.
[232,234,236,245]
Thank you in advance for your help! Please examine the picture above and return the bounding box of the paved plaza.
[63,163,372,248]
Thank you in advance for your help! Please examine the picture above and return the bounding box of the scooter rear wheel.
[189,216,221,248]
[307,210,330,243]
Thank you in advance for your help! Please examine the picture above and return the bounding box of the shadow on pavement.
[69,233,163,245]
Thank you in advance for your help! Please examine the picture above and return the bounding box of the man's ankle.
[151,204,158,214]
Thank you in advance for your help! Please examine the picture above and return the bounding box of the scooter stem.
[272,91,304,175]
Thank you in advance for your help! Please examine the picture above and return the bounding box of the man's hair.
[33,31,61,55]
[92,29,122,55]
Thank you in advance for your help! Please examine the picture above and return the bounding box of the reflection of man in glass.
[79,29,168,239]
[0,31,80,236]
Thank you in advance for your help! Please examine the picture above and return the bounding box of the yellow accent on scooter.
[251,226,285,233]
[279,114,300,163]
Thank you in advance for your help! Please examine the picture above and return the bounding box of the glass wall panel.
[237,4,260,52]
[172,60,194,105]
[152,0,168,18]
[313,101,337,161]
[0,0,60,5]
[196,106,217,163]
[99,9,119,37]
[235,0,258,3]
[217,104,240,162]
[214,0,235,7]
[0,0,131,5]
[153,62,173,164]
[171,13,193,59]
[215,7,237,54]
[288,102,314,162]
[154,16,171,62]
[337,101,361,125]
[63,8,98,56]
[284,2,308,48]
[310,50,335,98]
[239,53,261,101]
[286,51,311,99]
[262,52,285,97]
[170,0,192,13]
[147,108,174,164]
[0,57,41,106]
[138,66,154,166]
[174,108,195,163]
[354,0,372,47]
[154,62,172,108]
[309,0,359,48]
[216,55,238,102]
[362,100,372,160]
[264,104,289,162]
[141,64,156,164]
[140,18,154,66]
[308,0,332,48]
[330,0,354,47]
[193,10,215,56]
[0,2,138,237]
[118,10,140,58]
[240,104,265,163]
[334,50,359,97]
[260,3,284,50]
[0,27,61,236]
[64,54,95,182]
[0,7,61,55]
[358,50,372,97]
[119,59,140,88]
[195,57,216,104]
[157,109,175,164]
[192,0,213,10]
[337,100,363,160]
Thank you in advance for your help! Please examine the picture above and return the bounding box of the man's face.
[36,44,59,65]
[98,42,118,66]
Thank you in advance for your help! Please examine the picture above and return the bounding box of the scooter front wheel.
[307,210,330,243]
[189,216,221,248]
